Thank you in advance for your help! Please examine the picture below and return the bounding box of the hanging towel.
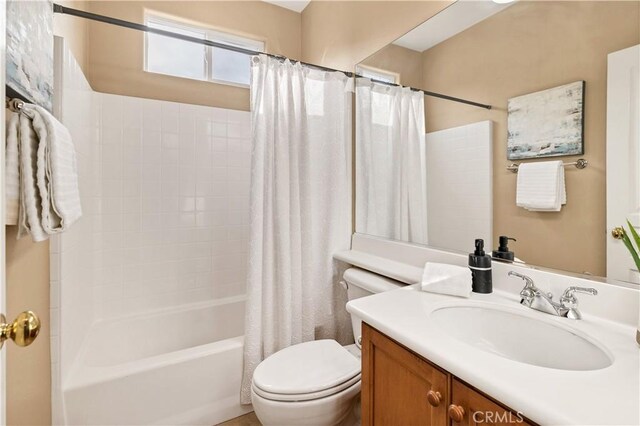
[5,110,20,225]
[420,262,472,298]
[17,109,48,241]
[516,160,566,212]
[21,104,82,236]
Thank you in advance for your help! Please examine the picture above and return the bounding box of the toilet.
[251,268,404,426]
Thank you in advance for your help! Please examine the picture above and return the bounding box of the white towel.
[516,160,566,212]
[21,104,82,236]
[5,109,20,225]
[17,109,47,241]
[421,262,472,298]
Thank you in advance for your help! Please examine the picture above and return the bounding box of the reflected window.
[356,65,399,84]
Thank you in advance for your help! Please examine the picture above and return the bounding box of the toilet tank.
[342,268,405,347]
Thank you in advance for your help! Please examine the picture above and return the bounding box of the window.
[356,65,399,85]
[145,15,265,87]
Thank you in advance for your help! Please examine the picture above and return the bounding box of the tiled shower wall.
[51,37,98,425]
[94,93,251,320]
[52,37,252,423]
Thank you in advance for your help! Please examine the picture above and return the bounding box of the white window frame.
[356,64,400,85]
[144,14,265,88]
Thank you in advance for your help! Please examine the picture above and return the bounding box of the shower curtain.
[355,78,428,244]
[241,55,353,404]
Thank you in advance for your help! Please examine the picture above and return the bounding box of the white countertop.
[347,285,640,426]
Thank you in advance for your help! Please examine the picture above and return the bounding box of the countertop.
[346,285,640,426]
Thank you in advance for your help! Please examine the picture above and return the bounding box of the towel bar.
[507,158,588,173]
[5,97,25,112]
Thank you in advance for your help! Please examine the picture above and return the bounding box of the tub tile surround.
[94,92,251,320]
[52,40,252,424]
[338,233,640,425]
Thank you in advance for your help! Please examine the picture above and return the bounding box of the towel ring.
[507,158,588,173]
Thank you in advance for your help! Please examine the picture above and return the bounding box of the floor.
[218,412,262,426]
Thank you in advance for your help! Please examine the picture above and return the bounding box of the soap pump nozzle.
[498,236,516,252]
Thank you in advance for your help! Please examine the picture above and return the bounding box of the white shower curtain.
[241,55,353,404]
[355,78,428,244]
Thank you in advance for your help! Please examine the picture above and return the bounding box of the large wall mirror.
[355,0,640,284]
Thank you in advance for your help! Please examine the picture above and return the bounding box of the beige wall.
[360,43,423,88]
[421,1,640,275]
[301,1,451,71]
[86,1,301,111]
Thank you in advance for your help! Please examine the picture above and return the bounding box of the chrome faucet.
[507,271,597,320]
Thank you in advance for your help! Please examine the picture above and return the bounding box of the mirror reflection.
[355,0,640,284]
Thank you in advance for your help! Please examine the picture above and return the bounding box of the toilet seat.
[252,373,361,402]
[252,339,361,402]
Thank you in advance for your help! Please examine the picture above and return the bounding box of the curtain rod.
[52,3,492,110]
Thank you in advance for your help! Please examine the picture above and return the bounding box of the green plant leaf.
[626,219,640,252]
[621,230,640,272]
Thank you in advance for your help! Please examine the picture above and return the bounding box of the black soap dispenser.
[492,236,516,262]
[469,239,492,294]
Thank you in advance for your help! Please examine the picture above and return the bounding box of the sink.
[430,306,612,371]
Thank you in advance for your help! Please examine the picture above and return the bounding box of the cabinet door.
[448,379,534,426]
[361,323,449,426]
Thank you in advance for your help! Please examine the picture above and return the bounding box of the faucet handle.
[560,287,597,319]
[508,271,535,288]
[561,286,598,301]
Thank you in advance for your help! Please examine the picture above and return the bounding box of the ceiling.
[262,0,311,13]
[393,0,514,52]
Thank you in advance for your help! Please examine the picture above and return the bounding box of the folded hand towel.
[21,104,82,236]
[5,110,20,225]
[516,160,566,212]
[421,262,472,298]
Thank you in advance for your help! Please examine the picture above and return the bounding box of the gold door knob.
[448,404,465,423]
[426,390,442,407]
[0,311,41,349]
[612,227,625,240]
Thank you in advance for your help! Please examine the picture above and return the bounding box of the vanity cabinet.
[361,323,535,426]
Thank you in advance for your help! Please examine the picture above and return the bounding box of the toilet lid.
[252,340,361,397]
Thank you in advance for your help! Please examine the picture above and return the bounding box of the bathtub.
[63,296,252,425]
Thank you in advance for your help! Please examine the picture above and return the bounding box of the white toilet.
[251,268,404,426]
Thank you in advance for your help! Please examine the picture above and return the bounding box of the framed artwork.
[6,0,54,111]
[507,81,585,160]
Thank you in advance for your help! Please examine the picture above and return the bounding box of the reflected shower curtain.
[241,55,353,404]
[355,78,428,244]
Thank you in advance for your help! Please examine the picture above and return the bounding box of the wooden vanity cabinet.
[361,323,535,426]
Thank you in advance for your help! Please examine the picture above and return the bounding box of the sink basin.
[430,306,612,371]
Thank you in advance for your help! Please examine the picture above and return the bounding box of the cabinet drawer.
[448,378,534,426]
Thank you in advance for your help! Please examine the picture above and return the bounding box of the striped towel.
[4,104,82,241]
[516,160,566,212]
[5,110,20,225]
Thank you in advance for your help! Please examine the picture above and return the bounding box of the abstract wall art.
[507,81,585,160]
[6,0,54,111]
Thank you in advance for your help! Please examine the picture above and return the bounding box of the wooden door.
[448,379,533,426]
[606,44,640,284]
[1,1,7,421]
[361,323,449,426]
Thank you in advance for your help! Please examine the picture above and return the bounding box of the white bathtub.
[63,296,252,425]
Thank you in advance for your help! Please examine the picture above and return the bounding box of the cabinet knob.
[448,404,465,423]
[426,390,442,407]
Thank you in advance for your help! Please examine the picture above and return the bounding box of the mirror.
[355,0,640,284]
